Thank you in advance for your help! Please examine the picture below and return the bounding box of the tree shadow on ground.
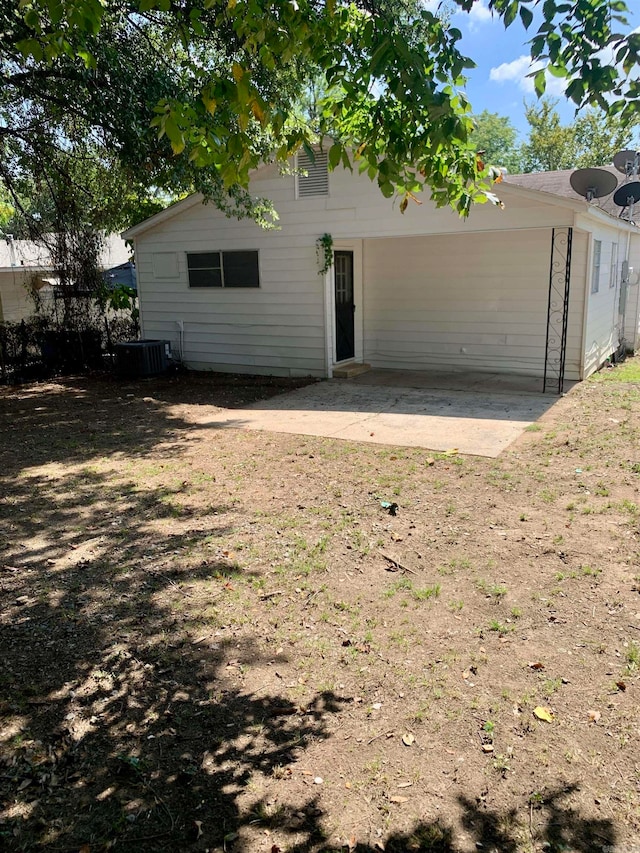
[0,378,620,852]
[0,376,263,477]
[0,460,348,851]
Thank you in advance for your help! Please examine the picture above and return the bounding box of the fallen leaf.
[397,781,413,788]
[588,710,601,724]
[616,680,626,692]
[389,795,408,804]
[533,706,554,723]
[528,662,545,670]
[402,733,415,746]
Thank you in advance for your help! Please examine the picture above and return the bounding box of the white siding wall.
[0,271,38,322]
[136,172,326,376]
[581,217,640,377]
[362,230,585,380]
[133,164,604,378]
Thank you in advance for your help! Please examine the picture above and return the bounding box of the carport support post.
[543,227,573,394]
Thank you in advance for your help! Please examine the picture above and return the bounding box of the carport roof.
[505,166,623,217]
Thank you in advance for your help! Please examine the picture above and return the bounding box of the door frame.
[324,239,363,376]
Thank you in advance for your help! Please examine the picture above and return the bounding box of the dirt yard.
[1,365,639,853]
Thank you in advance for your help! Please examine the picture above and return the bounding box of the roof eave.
[122,193,205,241]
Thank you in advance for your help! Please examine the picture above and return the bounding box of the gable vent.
[297,149,329,198]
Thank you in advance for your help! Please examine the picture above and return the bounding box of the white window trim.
[610,242,618,289]
[591,239,601,294]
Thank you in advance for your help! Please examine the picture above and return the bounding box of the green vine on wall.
[316,233,334,276]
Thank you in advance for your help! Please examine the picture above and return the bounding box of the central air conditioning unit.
[114,340,171,378]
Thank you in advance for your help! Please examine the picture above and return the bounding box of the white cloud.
[489,54,566,97]
[420,0,442,12]
[468,1,493,23]
[490,56,531,86]
[453,0,494,32]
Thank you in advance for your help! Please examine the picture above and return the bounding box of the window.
[591,240,601,294]
[610,242,618,289]
[296,149,329,198]
[187,251,259,288]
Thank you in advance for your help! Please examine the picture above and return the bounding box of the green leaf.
[15,38,43,60]
[519,6,534,29]
[534,69,547,96]
[503,1,518,28]
[548,63,567,78]
[328,144,342,170]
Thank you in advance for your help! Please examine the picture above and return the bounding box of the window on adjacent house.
[610,242,618,289]
[591,240,601,294]
[296,148,329,198]
[187,251,259,288]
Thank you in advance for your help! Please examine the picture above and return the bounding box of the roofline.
[501,179,639,232]
[121,169,640,240]
[578,202,640,233]
[0,265,54,273]
[499,180,587,213]
[122,192,204,240]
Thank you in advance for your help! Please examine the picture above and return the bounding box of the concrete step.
[333,362,371,379]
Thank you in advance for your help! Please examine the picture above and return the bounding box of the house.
[122,153,640,391]
[0,234,131,323]
[0,240,52,323]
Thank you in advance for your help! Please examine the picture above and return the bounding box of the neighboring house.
[0,234,131,323]
[0,240,52,323]
[122,154,640,389]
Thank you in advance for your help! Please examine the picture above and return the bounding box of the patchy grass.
[592,359,640,383]
[1,365,640,852]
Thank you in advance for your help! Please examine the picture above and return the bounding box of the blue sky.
[428,1,640,139]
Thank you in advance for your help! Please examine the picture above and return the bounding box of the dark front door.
[334,250,355,362]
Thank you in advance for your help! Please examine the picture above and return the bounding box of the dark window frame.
[187,250,260,288]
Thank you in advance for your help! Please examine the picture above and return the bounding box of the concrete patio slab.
[198,375,561,457]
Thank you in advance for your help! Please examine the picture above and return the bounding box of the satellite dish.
[613,181,640,208]
[613,150,639,175]
[570,167,618,201]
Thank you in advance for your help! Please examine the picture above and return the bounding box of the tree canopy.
[520,98,639,172]
[2,0,639,229]
[470,111,523,175]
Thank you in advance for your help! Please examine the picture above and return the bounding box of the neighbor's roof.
[505,166,628,219]
[0,233,130,272]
